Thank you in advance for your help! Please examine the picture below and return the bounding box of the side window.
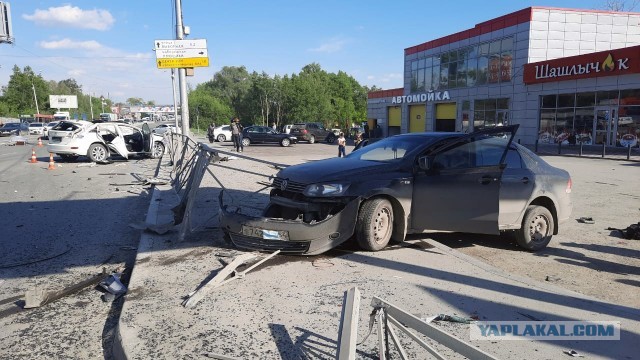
[432,133,511,169]
[504,149,522,169]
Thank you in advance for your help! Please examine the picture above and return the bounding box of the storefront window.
[539,109,556,144]
[558,94,575,108]
[408,37,512,93]
[462,100,471,133]
[597,90,619,105]
[473,98,509,130]
[576,92,595,107]
[574,107,594,144]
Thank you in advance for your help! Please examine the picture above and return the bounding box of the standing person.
[337,132,346,158]
[207,122,216,143]
[230,117,244,152]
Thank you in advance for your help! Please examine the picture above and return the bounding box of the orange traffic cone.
[47,153,55,170]
[30,148,37,163]
[37,137,43,147]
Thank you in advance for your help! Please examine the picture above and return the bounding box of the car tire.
[515,205,554,251]
[59,154,79,162]
[242,138,250,147]
[356,198,394,251]
[308,135,315,144]
[326,135,336,144]
[217,134,226,142]
[88,143,109,163]
[151,142,165,159]
[280,138,291,147]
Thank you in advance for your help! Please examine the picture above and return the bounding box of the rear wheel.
[516,205,554,251]
[308,135,315,144]
[326,135,336,144]
[356,198,394,251]
[280,138,291,147]
[151,142,165,159]
[242,138,250,147]
[88,143,109,162]
[217,134,226,142]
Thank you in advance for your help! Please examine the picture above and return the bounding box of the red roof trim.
[368,88,404,99]
[404,6,640,56]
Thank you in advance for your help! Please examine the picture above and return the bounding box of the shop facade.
[367,7,640,147]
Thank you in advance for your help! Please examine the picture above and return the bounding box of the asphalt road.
[0,136,159,359]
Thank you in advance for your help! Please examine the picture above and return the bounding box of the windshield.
[30,123,43,127]
[346,136,436,162]
[4,123,20,128]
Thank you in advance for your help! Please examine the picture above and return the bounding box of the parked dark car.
[0,122,28,136]
[220,125,573,255]
[289,122,336,144]
[241,126,298,147]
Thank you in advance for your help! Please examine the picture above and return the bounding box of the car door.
[99,123,130,159]
[411,125,518,235]
[142,123,152,153]
[498,147,536,227]
[253,127,268,143]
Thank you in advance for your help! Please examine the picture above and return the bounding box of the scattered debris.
[77,162,97,168]
[182,251,280,309]
[607,223,640,240]
[564,349,585,357]
[203,353,240,360]
[517,311,542,321]
[100,273,127,299]
[114,163,127,167]
[545,275,561,282]
[425,313,474,324]
[110,177,169,186]
[119,246,137,251]
[312,258,335,268]
[577,217,595,224]
[23,268,111,309]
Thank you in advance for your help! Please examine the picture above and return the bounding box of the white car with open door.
[47,121,165,162]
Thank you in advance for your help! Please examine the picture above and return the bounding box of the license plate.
[241,225,289,241]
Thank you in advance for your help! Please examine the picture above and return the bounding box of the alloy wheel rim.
[93,146,106,161]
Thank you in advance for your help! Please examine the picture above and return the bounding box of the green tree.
[0,66,50,116]
[127,97,145,105]
[188,87,233,130]
[202,66,251,120]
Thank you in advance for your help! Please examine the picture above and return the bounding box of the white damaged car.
[47,121,165,162]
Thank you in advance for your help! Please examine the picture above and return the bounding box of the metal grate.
[272,177,307,193]
[230,233,310,253]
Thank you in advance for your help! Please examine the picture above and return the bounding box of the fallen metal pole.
[371,297,497,360]
[337,287,361,360]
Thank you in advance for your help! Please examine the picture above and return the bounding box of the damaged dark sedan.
[220,125,572,255]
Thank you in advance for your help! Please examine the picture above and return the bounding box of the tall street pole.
[175,0,190,136]
[31,82,39,115]
[171,69,179,132]
[89,93,94,120]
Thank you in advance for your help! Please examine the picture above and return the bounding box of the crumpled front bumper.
[219,192,360,255]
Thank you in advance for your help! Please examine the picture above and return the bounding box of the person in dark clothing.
[230,117,244,152]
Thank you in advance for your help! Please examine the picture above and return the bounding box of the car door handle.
[479,176,497,185]
[521,177,530,184]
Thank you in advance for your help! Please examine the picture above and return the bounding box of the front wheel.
[326,135,336,144]
[241,138,250,147]
[151,142,165,159]
[356,198,394,251]
[515,205,554,251]
[308,135,315,144]
[88,143,109,163]
[280,138,291,147]
[217,134,226,142]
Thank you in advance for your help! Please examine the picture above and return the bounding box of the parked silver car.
[47,121,165,162]
[220,125,573,255]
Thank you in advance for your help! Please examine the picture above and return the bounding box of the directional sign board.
[154,39,209,68]
[154,39,207,50]
[156,48,208,59]
[157,58,209,69]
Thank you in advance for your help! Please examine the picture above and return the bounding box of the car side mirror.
[418,156,432,171]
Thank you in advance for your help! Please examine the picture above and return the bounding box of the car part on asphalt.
[24,268,111,309]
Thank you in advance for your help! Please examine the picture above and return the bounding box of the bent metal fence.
[163,133,290,242]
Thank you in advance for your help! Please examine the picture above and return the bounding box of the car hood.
[277,157,400,184]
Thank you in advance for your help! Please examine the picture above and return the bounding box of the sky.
[0,0,614,106]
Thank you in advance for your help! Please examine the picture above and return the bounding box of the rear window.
[30,123,43,127]
[52,121,81,131]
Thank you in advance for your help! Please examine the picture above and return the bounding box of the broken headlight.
[303,183,349,197]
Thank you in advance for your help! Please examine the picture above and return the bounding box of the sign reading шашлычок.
[154,39,209,69]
